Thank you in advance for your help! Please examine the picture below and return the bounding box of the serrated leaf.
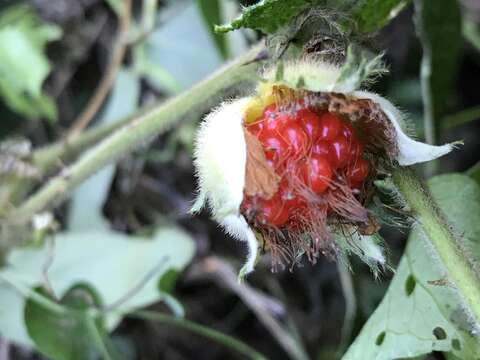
[215,0,408,35]
[215,0,316,34]
[414,0,462,141]
[0,5,61,121]
[25,285,122,360]
[343,174,480,359]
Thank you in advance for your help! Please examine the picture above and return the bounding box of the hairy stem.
[33,110,144,172]
[131,310,266,360]
[392,167,480,325]
[8,45,262,225]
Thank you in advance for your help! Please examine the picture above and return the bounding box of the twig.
[66,0,133,139]
[192,256,309,360]
[8,44,262,225]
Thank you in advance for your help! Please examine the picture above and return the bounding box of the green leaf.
[348,0,410,34]
[69,68,140,231]
[0,5,61,121]
[158,268,179,294]
[344,174,480,359]
[0,226,195,346]
[467,162,480,187]
[147,3,225,90]
[215,0,408,35]
[25,285,121,360]
[133,45,180,94]
[104,0,125,17]
[215,0,317,34]
[414,0,462,142]
[463,19,480,53]
[197,0,230,59]
[441,105,480,130]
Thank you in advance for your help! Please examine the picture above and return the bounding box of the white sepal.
[221,214,258,277]
[192,98,250,218]
[353,91,455,165]
[192,97,258,275]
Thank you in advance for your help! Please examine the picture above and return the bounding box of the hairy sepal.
[336,231,388,277]
[192,98,258,276]
[192,98,249,217]
[353,91,455,165]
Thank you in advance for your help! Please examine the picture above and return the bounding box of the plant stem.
[84,316,113,360]
[32,112,140,172]
[392,167,480,325]
[130,310,267,360]
[8,45,262,224]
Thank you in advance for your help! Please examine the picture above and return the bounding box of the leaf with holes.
[344,174,480,359]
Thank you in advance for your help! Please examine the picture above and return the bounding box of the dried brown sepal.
[243,129,280,199]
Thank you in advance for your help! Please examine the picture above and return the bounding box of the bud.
[192,52,454,277]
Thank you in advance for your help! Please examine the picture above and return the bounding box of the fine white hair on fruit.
[353,91,455,165]
[192,97,258,275]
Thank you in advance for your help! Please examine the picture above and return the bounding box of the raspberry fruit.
[244,104,371,232]
[192,58,456,276]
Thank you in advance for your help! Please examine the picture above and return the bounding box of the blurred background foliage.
[0,0,479,359]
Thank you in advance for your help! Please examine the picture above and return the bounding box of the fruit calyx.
[241,93,377,269]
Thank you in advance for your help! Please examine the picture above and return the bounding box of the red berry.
[280,122,308,158]
[347,158,370,183]
[312,140,330,157]
[279,184,304,212]
[299,154,332,193]
[247,119,264,135]
[341,121,355,138]
[297,108,321,141]
[257,193,290,227]
[329,136,350,169]
[318,112,342,141]
[263,104,277,119]
[348,138,364,160]
[259,134,290,162]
